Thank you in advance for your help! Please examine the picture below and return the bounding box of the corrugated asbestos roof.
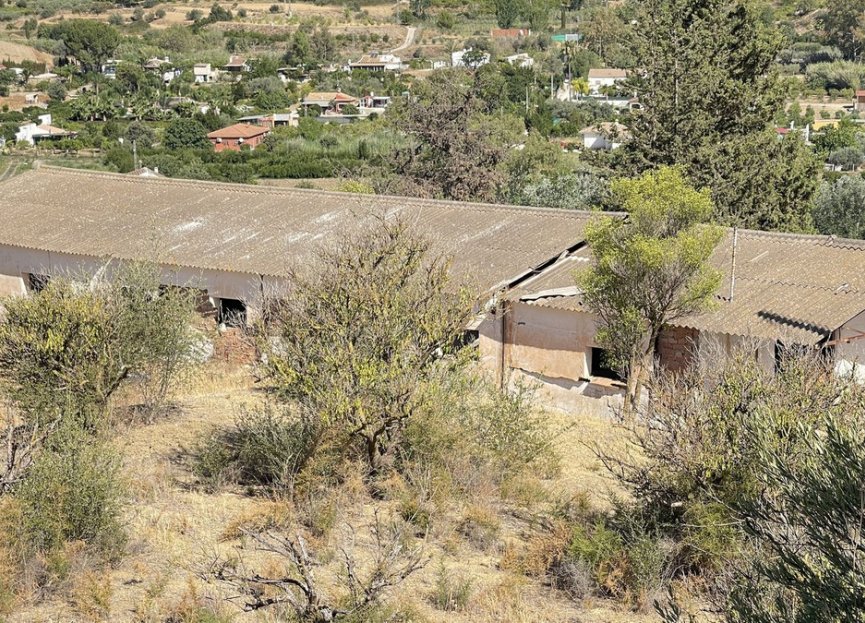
[0,166,599,294]
[514,230,865,345]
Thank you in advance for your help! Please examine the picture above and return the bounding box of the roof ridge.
[735,276,860,292]
[733,227,865,249]
[21,166,616,220]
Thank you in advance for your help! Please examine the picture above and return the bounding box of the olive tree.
[0,262,196,434]
[579,167,722,413]
[261,218,475,474]
[0,263,196,498]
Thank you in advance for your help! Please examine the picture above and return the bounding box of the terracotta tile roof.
[513,229,865,345]
[491,28,530,38]
[207,123,269,139]
[303,91,358,104]
[0,167,600,295]
[224,55,247,67]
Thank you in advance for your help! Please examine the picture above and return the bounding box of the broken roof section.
[513,229,865,345]
[0,167,601,295]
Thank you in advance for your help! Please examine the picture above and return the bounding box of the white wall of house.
[588,76,623,95]
[582,131,621,150]
[15,114,53,145]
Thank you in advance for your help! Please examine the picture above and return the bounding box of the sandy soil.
[0,40,54,67]
[7,359,653,623]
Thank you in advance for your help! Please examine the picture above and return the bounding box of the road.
[390,26,417,54]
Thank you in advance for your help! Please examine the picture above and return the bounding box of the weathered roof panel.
[0,167,599,295]
[514,229,865,344]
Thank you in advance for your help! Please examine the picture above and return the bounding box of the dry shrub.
[498,472,550,507]
[398,494,434,537]
[15,431,126,563]
[292,453,366,541]
[430,561,473,611]
[499,520,572,578]
[69,569,113,621]
[18,540,94,603]
[162,578,233,623]
[295,490,341,540]
[221,499,294,541]
[457,504,501,551]
[562,514,675,611]
[470,575,534,623]
[192,402,322,495]
[399,374,558,519]
[0,499,19,616]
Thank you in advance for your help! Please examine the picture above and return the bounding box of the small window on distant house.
[27,273,50,293]
[590,347,623,381]
[219,298,247,327]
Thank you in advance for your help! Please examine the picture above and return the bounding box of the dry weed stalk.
[1,407,58,493]
[202,511,426,621]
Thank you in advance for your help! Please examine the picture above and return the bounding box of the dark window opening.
[456,329,479,348]
[27,273,50,293]
[590,347,623,381]
[219,298,247,327]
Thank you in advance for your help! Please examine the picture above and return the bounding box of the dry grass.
[6,361,654,623]
[0,40,54,66]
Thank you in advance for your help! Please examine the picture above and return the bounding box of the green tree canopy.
[163,118,209,150]
[494,0,523,28]
[818,0,865,61]
[43,20,121,74]
[384,69,524,202]
[619,0,820,231]
[814,176,865,239]
[261,219,474,474]
[580,167,722,412]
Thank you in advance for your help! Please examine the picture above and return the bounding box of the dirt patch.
[0,92,45,111]
[0,40,54,67]
[7,359,649,622]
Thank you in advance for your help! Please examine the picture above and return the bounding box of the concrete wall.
[479,300,795,415]
[835,309,865,381]
[695,331,775,373]
[0,243,288,319]
[478,301,624,415]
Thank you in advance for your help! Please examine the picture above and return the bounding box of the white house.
[451,48,490,68]
[193,64,218,83]
[28,72,58,83]
[14,114,76,145]
[504,53,534,69]
[350,53,403,72]
[579,122,629,150]
[587,68,627,95]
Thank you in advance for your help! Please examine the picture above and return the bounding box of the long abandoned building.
[1,166,865,413]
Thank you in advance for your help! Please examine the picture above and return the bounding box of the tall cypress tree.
[620,0,820,232]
